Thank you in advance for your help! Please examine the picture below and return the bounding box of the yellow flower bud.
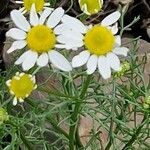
[113,61,130,78]
[145,96,150,105]
[143,103,149,109]
[0,108,9,125]
[79,0,103,15]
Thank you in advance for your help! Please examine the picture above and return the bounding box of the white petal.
[37,53,49,67]
[44,3,51,6]
[15,1,24,4]
[107,53,120,71]
[57,35,83,48]
[39,8,52,25]
[54,23,70,35]
[10,10,30,31]
[7,40,27,53]
[61,15,87,33]
[101,11,121,26]
[62,30,84,40]
[55,44,67,49]
[22,10,27,14]
[72,51,90,68]
[115,35,121,47]
[48,50,72,72]
[55,44,77,50]
[86,55,98,74]
[22,51,38,70]
[98,56,111,79]
[30,4,39,26]
[13,97,17,106]
[15,51,31,65]
[6,28,26,40]
[55,24,84,40]
[113,47,129,56]
[19,7,25,13]
[47,7,64,28]
[111,23,118,35]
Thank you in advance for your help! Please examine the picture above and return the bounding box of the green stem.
[46,116,69,139]
[122,115,147,150]
[75,127,83,148]
[20,131,33,150]
[69,75,92,150]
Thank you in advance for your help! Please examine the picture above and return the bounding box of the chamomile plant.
[1,1,149,150]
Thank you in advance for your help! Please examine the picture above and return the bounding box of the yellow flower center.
[79,0,102,15]
[8,74,35,99]
[84,25,115,56]
[27,25,56,53]
[23,0,44,12]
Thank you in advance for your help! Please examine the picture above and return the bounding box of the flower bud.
[0,108,9,125]
[145,96,150,105]
[79,0,103,15]
[143,103,149,109]
[113,61,130,78]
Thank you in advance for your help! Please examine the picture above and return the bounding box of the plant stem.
[75,127,83,148]
[46,116,69,139]
[69,75,92,150]
[20,131,33,150]
[122,115,147,150]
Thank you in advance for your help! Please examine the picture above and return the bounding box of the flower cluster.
[6,0,129,105]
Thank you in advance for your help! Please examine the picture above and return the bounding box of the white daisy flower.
[79,0,103,15]
[6,5,72,72]
[15,0,51,14]
[6,72,37,106]
[56,11,129,79]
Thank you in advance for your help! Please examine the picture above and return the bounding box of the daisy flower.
[6,5,72,72]
[56,11,129,79]
[15,0,51,14]
[6,72,37,106]
[79,0,103,15]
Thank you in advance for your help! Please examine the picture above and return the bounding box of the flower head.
[6,72,37,106]
[6,5,72,72]
[113,61,130,78]
[56,11,129,79]
[16,0,51,14]
[0,108,9,125]
[79,0,103,15]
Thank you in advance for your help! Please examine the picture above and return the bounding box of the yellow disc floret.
[27,25,56,53]
[6,73,36,100]
[23,0,45,12]
[84,25,115,56]
[79,0,103,15]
